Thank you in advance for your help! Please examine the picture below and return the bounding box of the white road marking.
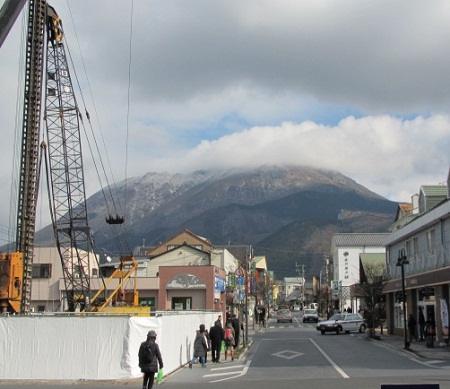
[204,360,251,383]
[426,360,446,364]
[272,350,305,359]
[309,338,350,379]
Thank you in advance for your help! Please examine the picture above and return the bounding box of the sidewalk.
[368,329,450,360]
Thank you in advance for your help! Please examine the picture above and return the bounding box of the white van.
[310,303,318,310]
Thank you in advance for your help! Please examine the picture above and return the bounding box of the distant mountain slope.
[35,165,397,279]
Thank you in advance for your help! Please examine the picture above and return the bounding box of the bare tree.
[357,262,388,337]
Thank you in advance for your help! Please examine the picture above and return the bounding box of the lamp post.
[397,249,409,349]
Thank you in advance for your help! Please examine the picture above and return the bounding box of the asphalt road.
[2,311,450,389]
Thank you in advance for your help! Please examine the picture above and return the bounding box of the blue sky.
[1,0,450,245]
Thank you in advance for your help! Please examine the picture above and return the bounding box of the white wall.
[0,311,216,381]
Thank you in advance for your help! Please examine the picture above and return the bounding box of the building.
[28,230,245,317]
[29,246,100,312]
[330,233,390,312]
[383,178,450,343]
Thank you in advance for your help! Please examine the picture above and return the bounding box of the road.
[2,311,450,389]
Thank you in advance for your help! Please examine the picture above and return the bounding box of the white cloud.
[149,114,450,203]
[1,0,450,245]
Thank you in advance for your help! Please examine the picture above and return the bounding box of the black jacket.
[231,317,240,335]
[209,323,224,347]
[138,339,163,373]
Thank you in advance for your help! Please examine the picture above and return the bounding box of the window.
[394,292,406,328]
[427,229,436,255]
[172,297,192,310]
[74,265,82,279]
[413,237,419,260]
[140,297,155,307]
[92,268,98,278]
[32,264,52,279]
[406,240,411,258]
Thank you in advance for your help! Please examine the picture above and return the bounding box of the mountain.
[35,165,397,279]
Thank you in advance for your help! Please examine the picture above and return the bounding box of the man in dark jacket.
[231,314,241,349]
[209,320,224,363]
[138,330,163,389]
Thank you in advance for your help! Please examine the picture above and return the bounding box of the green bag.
[221,340,226,352]
[156,368,163,382]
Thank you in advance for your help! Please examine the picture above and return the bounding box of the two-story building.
[28,229,245,320]
[330,233,390,313]
[383,176,450,343]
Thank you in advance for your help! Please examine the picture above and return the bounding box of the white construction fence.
[0,311,217,380]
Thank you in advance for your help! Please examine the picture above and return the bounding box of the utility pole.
[244,245,252,347]
[295,262,305,308]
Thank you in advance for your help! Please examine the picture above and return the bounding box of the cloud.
[1,0,450,245]
[147,114,450,203]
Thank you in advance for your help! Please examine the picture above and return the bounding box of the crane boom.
[44,7,94,312]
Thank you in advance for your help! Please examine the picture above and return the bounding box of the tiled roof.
[332,233,390,247]
[399,203,413,213]
[216,245,249,261]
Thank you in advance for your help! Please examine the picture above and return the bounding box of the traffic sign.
[235,267,244,277]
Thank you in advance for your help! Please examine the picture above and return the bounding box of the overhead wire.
[7,9,27,252]
[123,0,135,253]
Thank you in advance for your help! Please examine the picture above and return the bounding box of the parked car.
[277,308,293,323]
[293,305,301,311]
[302,309,319,323]
[316,313,366,334]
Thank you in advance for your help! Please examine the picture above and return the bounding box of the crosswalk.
[267,323,317,329]
[202,360,251,382]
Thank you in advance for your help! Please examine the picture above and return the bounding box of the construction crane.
[0,0,47,314]
[0,1,144,314]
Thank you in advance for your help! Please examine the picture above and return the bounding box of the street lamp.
[397,249,409,349]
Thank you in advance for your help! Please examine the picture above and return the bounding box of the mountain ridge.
[34,165,397,279]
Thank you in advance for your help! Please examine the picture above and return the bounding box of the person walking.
[418,307,426,341]
[259,307,266,328]
[138,330,163,389]
[224,320,236,361]
[204,327,211,363]
[407,314,417,342]
[231,314,241,349]
[209,320,224,363]
[189,324,208,368]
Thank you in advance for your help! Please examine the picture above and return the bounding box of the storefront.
[384,267,450,343]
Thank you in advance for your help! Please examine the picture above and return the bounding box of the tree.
[356,262,388,337]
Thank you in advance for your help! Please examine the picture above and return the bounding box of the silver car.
[316,313,366,334]
[277,308,293,323]
[303,309,319,323]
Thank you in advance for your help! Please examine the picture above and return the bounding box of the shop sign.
[419,287,435,297]
[215,276,226,292]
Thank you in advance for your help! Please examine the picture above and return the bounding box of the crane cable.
[63,2,136,255]
[124,0,134,243]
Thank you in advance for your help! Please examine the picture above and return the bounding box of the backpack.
[225,328,233,341]
[143,343,154,363]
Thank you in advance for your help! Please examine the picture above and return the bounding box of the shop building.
[383,178,450,343]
